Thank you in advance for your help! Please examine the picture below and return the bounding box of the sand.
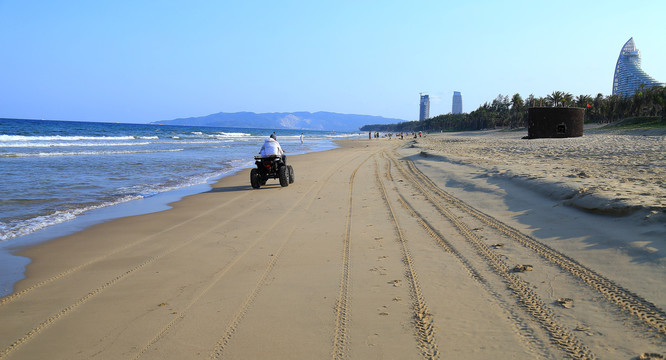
[416,129,666,217]
[0,133,664,359]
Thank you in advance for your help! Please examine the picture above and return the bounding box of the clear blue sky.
[1,0,664,123]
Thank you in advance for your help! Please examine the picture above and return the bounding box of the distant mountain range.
[150,111,405,132]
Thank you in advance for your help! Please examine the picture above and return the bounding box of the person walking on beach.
[300,133,304,144]
[260,134,286,164]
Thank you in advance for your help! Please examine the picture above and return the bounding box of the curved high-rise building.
[612,38,663,97]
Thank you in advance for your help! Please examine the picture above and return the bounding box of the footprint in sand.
[388,280,402,287]
[378,305,389,316]
[513,264,533,272]
[557,298,574,308]
[369,267,388,276]
[639,353,665,360]
[575,324,590,332]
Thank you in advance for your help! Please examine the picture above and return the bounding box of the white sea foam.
[323,133,366,138]
[0,194,143,241]
[0,120,350,246]
[0,142,152,148]
[0,159,250,242]
[215,132,252,138]
[0,135,140,142]
[1,149,184,158]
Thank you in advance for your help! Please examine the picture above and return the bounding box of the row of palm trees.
[360,86,665,133]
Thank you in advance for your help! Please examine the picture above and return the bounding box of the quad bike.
[251,155,294,189]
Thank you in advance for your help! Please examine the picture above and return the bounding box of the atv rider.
[259,134,286,165]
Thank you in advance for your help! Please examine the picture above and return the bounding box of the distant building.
[612,37,664,97]
[419,94,430,120]
[452,91,462,114]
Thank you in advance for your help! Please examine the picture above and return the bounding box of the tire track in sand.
[205,153,365,360]
[0,191,265,360]
[401,154,666,336]
[0,189,254,308]
[374,156,439,359]
[331,152,377,360]
[382,151,553,358]
[388,151,596,359]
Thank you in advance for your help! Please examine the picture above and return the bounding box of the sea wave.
[0,149,184,158]
[0,135,146,142]
[0,159,251,242]
[0,194,143,241]
[216,132,252,137]
[0,142,152,148]
[322,133,366,138]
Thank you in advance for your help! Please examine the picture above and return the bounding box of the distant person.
[300,133,304,144]
[369,131,372,140]
[260,134,286,164]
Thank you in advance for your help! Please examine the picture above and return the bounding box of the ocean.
[0,118,363,296]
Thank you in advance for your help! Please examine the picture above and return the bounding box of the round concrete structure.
[527,107,584,139]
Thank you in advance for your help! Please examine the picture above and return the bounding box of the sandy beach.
[1,132,664,359]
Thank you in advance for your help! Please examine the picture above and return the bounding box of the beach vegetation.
[547,92,562,107]
[599,116,666,130]
[360,86,665,132]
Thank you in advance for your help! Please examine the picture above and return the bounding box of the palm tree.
[593,93,605,122]
[509,93,525,128]
[575,95,592,108]
[575,95,593,120]
[632,84,647,116]
[546,91,565,107]
[646,86,665,121]
[526,94,536,107]
[511,93,524,110]
[562,92,574,107]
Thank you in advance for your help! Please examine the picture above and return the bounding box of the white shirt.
[260,138,284,156]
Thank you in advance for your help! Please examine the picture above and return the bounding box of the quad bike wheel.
[279,166,289,187]
[288,165,294,183]
[250,168,261,189]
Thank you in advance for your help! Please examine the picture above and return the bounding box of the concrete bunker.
[527,107,584,139]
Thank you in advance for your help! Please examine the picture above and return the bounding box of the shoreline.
[0,178,226,297]
[0,140,345,298]
[1,136,664,359]
[0,119,358,244]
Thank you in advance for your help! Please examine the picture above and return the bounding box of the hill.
[150,111,406,132]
